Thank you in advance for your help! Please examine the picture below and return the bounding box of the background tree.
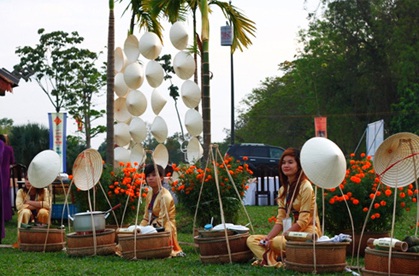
[9,123,49,167]
[106,0,115,166]
[14,29,107,148]
[0,118,13,135]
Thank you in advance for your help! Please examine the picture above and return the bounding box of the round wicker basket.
[285,241,349,273]
[363,247,419,275]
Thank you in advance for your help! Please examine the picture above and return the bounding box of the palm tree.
[143,0,256,160]
[106,0,115,166]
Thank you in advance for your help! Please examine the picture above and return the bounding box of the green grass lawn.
[1,204,416,275]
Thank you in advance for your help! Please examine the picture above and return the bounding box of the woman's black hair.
[144,164,165,178]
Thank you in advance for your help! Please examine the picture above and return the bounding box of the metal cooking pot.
[68,204,121,233]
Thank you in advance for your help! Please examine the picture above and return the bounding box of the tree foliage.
[236,0,419,154]
[14,29,106,148]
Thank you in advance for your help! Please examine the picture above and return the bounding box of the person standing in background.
[0,137,5,242]
[0,134,15,222]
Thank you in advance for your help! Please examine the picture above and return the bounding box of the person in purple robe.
[0,134,15,222]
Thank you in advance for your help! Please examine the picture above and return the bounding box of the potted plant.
[169,156,253,228]
[319,152,417,255]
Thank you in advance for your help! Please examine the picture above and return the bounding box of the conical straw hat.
[114,72,130,97]
[28,150,61,188]
[139,32,162,60]
[114,122,131,147]
[145,60,164,88]
[114,97,132,123]
[124,34,140,64]
[173,51,195,80]
[114,47,127,73]
[170,21,189,50]
[124,62,145,90]
[151,89,167,115]
[184,108,203,136]
[129,117,147,143]
[72,149,103,191]
[150,116,168,143]
[126,89,147,116]
[300,137,346,189]
[153,143,169,169]
[114,147,130,167]
[130,143,146,166]
[187,137,203,164]
[181,80,200,108]
[374,132,419,188]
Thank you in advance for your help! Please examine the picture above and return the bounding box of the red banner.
[314,117,327,138]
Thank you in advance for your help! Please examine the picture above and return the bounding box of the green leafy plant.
[169,156,253,227]
[320,153,417,234]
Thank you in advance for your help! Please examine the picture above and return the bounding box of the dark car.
[225,143,285,176]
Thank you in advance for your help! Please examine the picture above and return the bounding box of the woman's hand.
[259,237,270,247]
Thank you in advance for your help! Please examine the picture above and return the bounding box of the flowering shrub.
[72,162,148,226]
[169,156,253,227]
[102,162,148,225]
[320,153,417,233]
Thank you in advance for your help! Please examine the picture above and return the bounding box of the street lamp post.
[220,3,235,145]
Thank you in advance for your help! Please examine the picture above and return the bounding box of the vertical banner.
[220,25,233,46]
[48,112,67,172]
[366,119,384,158]
[314,117,327,138]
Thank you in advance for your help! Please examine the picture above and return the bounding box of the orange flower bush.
[103,162,148,225]
[321,153,417,233]
[169,156,253,226]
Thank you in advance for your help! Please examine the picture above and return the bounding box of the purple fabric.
[0,140,5,239]
[1,144,15,221]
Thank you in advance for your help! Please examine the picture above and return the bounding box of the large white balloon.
[187,137,203,164]
[145,60,164,88]
[72,149,103,191]
[181,80,201,108]
[150,116,168,143]
[170,21,189,50]
[184,108,203,136]
[129,117,147,143]
[114,123,131,147]
[151,89,167,115]
[114,72,130,97]
[114,97,132,123]
[126,89,147,116]
[124,35,140,64]
[139,32,162,60]
[153,144,169,169]
[124,62,145,90]
[114,47,127,73]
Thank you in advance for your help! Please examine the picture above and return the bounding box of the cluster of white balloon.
[113,22,204,169]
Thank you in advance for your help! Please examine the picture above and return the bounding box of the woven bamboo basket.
[19,228,65,244]
[194,232,252,263]
[363,247,419,275]
[121,246,172,260]
[117,231,172,260]
[66,244,116,257]
[66,229,115,248]
[285,241,349,273]
[19,242,66,252]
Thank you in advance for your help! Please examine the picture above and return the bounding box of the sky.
[0,0,319,149]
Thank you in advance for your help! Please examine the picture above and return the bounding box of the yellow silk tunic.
[140,187,182,256]
[247,179,321,267]
[16,188,50,228]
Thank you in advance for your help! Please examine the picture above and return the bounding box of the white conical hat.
[153,143,169,169]
[114,147,131,167]
[184,108,203,136]
[27,150,61,188]
[115,47,127,73]
[181,80,201,108]
[129,116,147,143]
[130,143,146,165]
[374,132,419,188]
[173,51,195,80]
[114,72,130,97]
[145,60,164,88]
[124,62,145,90]
[114,122,131,147]
[150,116,168,143]
[72,149,103,191]
[187,137,203,164]
[151,89,167,115]
[124,34,140,64]
[170,21,189,50]
[139,32,162,60]
[300,137,347,189]
[114,97,132,123]
[125,89,147,116]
